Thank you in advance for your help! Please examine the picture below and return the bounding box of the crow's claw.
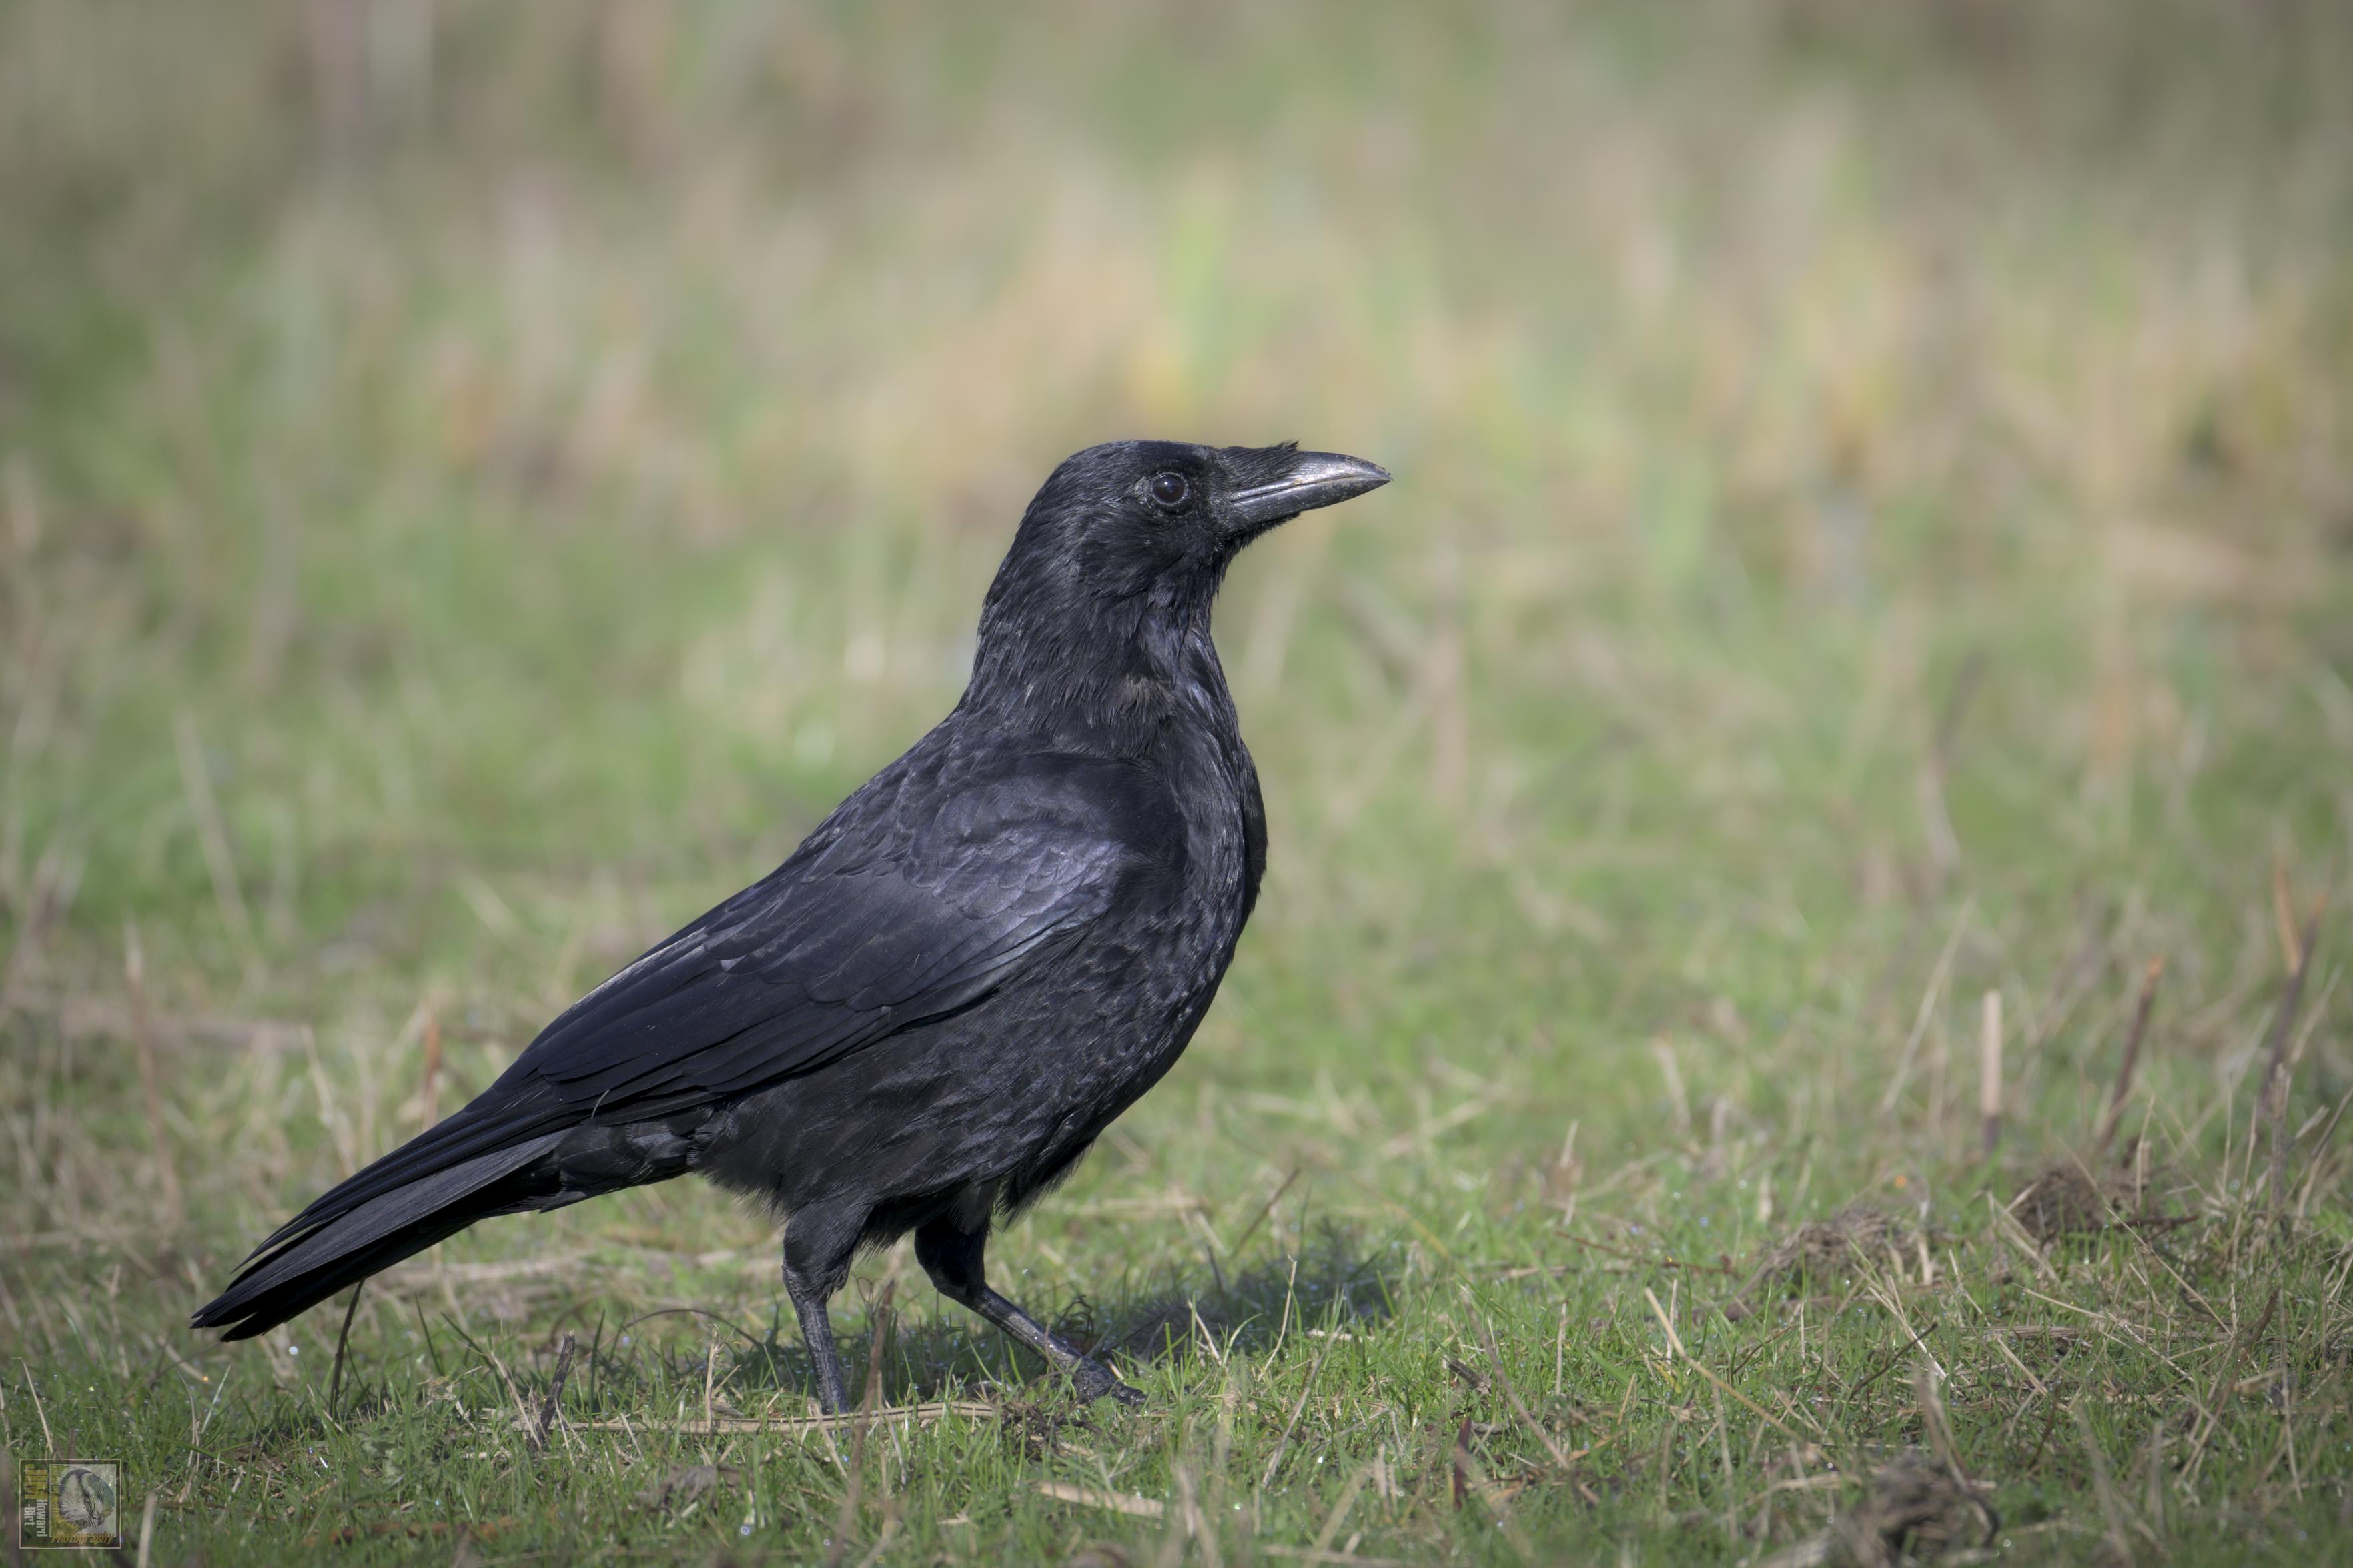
[1072,1357,1144,1407]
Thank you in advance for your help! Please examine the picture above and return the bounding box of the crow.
[191,439,1389,1409]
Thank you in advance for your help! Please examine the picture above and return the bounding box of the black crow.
[191,440,1389,1409]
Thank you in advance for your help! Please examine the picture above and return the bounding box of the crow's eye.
[1149,472,1189,507]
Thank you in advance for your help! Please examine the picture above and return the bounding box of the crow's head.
[969,440,1388,716]
[1006,440,1390,606]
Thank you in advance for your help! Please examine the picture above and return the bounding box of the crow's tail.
[189,1132,567,1340]
[191,1094,710,1341]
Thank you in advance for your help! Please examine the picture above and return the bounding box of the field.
[5,3,2353,1562]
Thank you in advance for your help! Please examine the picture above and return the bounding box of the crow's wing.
[518,750,1176,1107]
[239,750,1180,1262]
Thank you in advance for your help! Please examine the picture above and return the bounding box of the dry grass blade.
[1913,1364,1970,1488]
[530,1331,577,1453]
[1227,1166,1300,1259]
[2093,958,2164,1157]
[1258,1333,1334,1490]
[1642,1288,1815,1453]
[2185,1286,2280,1483]
[2071,1402,2134,1565]
[171,708,257,959]
[327,1279,365,1415]
[1309,1458,1376,1556]
[2262,902,2324,1238]
[2272,856,2304,972]
[1261,1547,1405,1567]
[420,1000,442,1130]
[1553,1227,1739,1277]
[123,920,181,1229]
[1034,1481,1165,1519]
[1845,1321,1941,1399]
[1979,988,2003,1158]
[1878,899,1973,1116]
[1475,1307,1572,1470]
[1442,1417,1538,1559]
[581,1400,992,1437]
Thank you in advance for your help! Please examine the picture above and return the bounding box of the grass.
[4,1,2353,1561]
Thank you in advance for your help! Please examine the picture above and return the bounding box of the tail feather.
[193,1100,718,1341]
[236,1084,564,1267]
[191,1133,563,1340]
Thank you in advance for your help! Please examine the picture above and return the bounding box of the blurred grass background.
[5,2,2353,1562]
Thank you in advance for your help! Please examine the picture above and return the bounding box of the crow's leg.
[791,1291,849,1415]
[914,1213,1142,1407]
[783,1203,865,1415]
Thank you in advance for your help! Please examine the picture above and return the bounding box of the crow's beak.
[1227,451,1391,531]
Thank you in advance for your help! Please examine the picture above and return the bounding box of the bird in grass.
[192,440,1389,1409]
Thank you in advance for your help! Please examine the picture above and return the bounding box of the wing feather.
[508,754,1161,1112]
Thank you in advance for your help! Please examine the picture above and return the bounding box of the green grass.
[5,2,2353,1562]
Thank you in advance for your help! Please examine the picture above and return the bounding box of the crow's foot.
[1071,1356,1144,1407]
